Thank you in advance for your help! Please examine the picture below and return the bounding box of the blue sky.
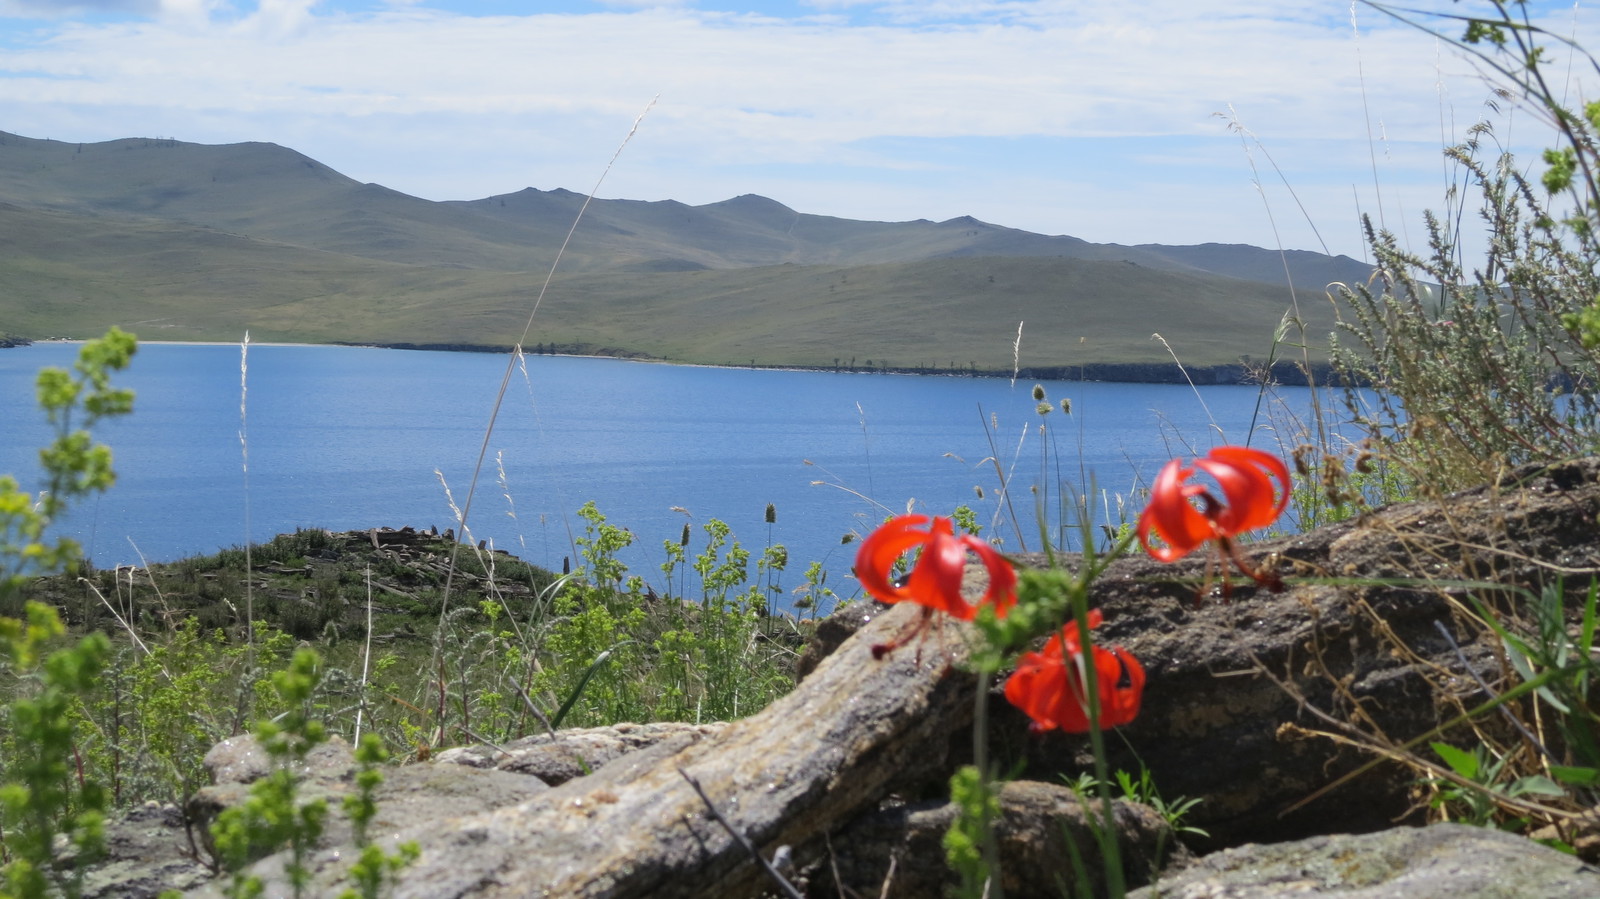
[0,1,1595,259]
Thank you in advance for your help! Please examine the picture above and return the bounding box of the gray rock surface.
[1127,823,1600,898]
[187,734,550,868]
[82,802,211,899]
[435,720,728,785]
[813,780,1186,899]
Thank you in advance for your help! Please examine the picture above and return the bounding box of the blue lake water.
[0,342,1350,605]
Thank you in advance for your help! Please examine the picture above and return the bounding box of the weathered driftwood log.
[196,601,980,898]
[391,602,972,898]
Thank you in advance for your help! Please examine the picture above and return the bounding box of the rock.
[1000,457,1600,849]
[203,733,356,785]
[435,721,728,786]
[82,802,211,899]
[812,780,1187,899]
[187,734,550,867]
[1126,823,1600,898]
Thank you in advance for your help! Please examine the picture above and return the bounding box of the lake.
[0,342,1349,607]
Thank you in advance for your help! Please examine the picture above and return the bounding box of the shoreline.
[5,336,1347,387]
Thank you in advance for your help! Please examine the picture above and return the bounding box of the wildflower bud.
[680,524,691,546]
[1032,384,1046,401]
[1292,444,1316,477]
[974,486,985,499]
[765,503,777,524]
[1355,451,1375,474]
[1060,398,1072,414]
[1036,402,1052,415]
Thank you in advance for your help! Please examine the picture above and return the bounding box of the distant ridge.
[0,130,1371,371]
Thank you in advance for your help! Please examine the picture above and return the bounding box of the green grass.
[12,509,806,799]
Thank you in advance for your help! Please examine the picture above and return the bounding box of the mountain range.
[0,130,1374,373]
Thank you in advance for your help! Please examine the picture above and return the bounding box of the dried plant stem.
[677,767,805,899]
[355,564,373,742]
[239,332,254,660]
[432,98,658,706]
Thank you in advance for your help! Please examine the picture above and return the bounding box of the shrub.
[1335,3,1600,494]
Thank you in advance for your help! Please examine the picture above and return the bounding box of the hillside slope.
[0,130,1364,369]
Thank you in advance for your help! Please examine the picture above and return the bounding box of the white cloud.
[0,0,156,16]
[0,0,1594,257]
[590,0,692,8]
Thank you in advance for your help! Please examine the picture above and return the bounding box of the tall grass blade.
[551,640,636,731]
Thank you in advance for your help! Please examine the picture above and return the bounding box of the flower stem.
[972,669,1006,899]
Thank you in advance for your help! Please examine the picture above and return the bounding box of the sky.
[1,0,1597,260]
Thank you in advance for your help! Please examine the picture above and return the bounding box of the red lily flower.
[1136,445,1289,593]
[1004,610,1145,733]
[855,514,1016,620]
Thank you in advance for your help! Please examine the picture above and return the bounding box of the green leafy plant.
[338,733,419,899]
[1108,768,1207,840]
[0,329,135,899]
[1426,740,1565,830]
[209,648,330,899]
[1336,3,1600,495]
[944,764,1002,899]
[0,327,136,606]
[0,604,111,899]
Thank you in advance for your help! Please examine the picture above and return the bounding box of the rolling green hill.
[0,130,1368,371]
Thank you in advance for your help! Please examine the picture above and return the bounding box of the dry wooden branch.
[378,601,975,898]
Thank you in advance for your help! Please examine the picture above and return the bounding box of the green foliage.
[210,649,329,899]
[522,507,794,728]
[951,503,981,537]
[1337,4,1600,494]
[0,329,134,899]
[370,502,802,753]
[944,765,1000,899]
[0,604,110,899]
[0,328,136,605]
[790,559,837,618]
[1427,581,1600,842]
[338,734,419,899]
[1070,768,1207,840]
[1426,741,1565,830]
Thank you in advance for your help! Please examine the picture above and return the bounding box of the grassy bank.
[10,514,807,813]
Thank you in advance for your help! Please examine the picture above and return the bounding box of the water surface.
[0,342,1339,604]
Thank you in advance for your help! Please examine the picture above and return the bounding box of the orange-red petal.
[1137,446,1291,563]
[1200,446,1290,535]
[855,514,1016,620]
[1004,613,1145,734]
[1137,459,1214,562]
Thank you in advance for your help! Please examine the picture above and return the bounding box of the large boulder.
[1048,457,1600,848]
